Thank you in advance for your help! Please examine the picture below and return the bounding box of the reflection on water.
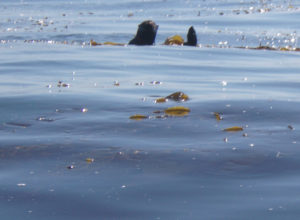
[0,0,300,219]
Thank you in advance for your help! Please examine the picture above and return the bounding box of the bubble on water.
[221,81,227,86]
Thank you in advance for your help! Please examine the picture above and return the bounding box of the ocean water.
[1,0,300,219]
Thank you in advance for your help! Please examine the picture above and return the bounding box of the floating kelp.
[223,126,243,132]
[103,41,125,46]
[155,98,167,103]
[90,40,125,46]
[86,158,94,163]
[237,46,300,52]
[166,91,189,101]
[130,114,148,120]
[164,106,190,116]
[155,91,189,103]
[214,112,223,121]
[164,35,184,45]
[90,40,101,46]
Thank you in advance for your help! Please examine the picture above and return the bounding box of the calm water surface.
[1,0,300,219]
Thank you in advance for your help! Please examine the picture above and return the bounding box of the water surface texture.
[1,0,300,219]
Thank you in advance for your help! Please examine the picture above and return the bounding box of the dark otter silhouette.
[129,20,158,45]
[184,26,197,46]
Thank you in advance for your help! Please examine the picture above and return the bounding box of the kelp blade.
[155,98,167,103]
[90,40,102,46]
[130,114,148,120]
[103,42,125,46]
[164,106,190,116]
[224,126,243,132]
[164,35,184,45]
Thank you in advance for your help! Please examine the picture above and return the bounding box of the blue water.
[1,0,300,219]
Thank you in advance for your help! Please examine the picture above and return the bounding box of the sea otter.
[128,20,158,45]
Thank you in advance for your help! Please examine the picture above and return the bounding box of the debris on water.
[130,114,148,120]
[150,81,162,85]
[135,82,144,86]
[223,126,243,132]
[46,84,52,88]
[224,137,228,143]
[164,35,184,45]
[114,81,120,86]
[121,185,127,189]
[249,143,255,147]
[81,108,88,113]
[36,116,54,122]
[155,115,168,119]
[57,81,70,88]
[243,133,248,137]
[155,91,189,103]
[127,12,134,17]
[237,46,300,52]
[214,112,223,121]
[17,183,26,187]
[67,165,75,169]
[164,106,190,116]
[276,152,281,158]
[86,158,94,163]
[288,125,294,130]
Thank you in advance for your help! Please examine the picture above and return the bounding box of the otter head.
[129,20,158,45]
